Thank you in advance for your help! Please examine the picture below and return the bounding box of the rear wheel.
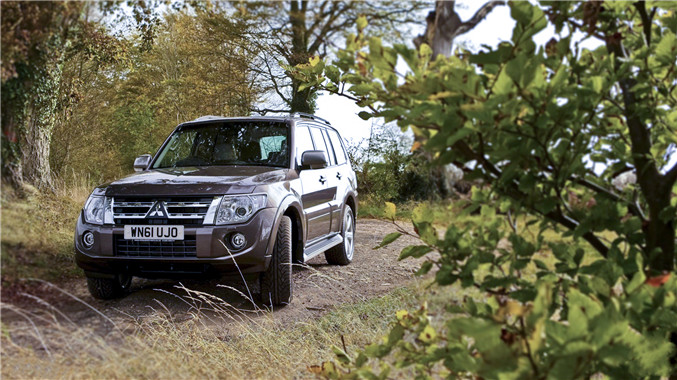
[260,215,293,306]
[325,206,355,265]
[86,274,132,300]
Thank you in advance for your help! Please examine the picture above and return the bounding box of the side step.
[303,234,343,262]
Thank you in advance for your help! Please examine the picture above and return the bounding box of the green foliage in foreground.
[295,1,677,378]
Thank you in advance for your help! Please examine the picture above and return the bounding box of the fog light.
[230,233,246,250]
[83,231,95,248]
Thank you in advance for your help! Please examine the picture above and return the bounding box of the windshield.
[152,121,290,169]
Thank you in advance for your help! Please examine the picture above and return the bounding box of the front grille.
[112,196,216,226]
[114,236,197,257]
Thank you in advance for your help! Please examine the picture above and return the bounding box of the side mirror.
[301,150,328,170]
[133,154,152,172]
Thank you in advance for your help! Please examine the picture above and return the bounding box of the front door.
[296,125,333,242]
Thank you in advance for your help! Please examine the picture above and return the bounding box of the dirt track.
[1,219,428,334]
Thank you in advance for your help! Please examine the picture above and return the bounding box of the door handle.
[336,172,342,180]
[319,175,327,184]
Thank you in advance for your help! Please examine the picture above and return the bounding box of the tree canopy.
[296,1,677,377]
[234,0,427,114]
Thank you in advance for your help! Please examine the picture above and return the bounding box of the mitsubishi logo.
[146,201,169,219]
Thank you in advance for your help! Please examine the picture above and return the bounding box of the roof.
[185,113,332,126]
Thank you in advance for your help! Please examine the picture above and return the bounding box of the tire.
[86,274,132,300]
[260,215,293,306]
[325,205,355,265]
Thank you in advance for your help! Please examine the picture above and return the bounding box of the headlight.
[215,195,267,225]
[83,194,111,225]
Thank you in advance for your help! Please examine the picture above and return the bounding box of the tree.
[233,1,426,114]
[1,1,153,189]
[1,2,86,188]
[413,0,505,56]
[296,1,677,377]
[49,9,260,181]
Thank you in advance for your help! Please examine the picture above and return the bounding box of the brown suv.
[74,113,357,306]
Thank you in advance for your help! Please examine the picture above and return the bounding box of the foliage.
[347,123,441,204]
[49,9,260,181]
[1,2,89,188]
[295,1,677,377]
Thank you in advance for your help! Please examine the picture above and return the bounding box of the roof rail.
[193,115,224,122]
[290,112,331,126]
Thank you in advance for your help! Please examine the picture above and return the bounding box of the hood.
[103,166,290,197]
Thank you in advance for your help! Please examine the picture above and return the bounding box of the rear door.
[296,125,332,242]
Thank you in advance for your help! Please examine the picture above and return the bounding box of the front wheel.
[260,215,293,306]
[86,274,132,300]
[325,206,355,265]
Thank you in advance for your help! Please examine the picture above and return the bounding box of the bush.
[296,1,677,377]
[347,124,444,204]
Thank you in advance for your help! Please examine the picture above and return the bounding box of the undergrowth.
[1,175,96,284]
[1,280,426,379]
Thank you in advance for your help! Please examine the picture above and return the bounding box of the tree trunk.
[645,184,675,272]
[6,56,64,190]
[287,0,316,113]
[605,26,676,273]
[21,104,56,190]
[290,79,313,113]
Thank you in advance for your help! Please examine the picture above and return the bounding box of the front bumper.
[74,208,276,278]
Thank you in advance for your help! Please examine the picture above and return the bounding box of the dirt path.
[1,219,427,336]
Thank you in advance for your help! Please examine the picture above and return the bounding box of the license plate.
[124,225,184,241]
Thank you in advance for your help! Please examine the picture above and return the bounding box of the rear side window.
[295,126,314,166]
[309,127,331,165]
[327,129,347,165]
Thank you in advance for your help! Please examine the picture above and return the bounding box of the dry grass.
[1,282,422,379]
[1,175,94,283]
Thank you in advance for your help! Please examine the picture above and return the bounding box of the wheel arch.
[266,196,305,265]
[283,205,304,264]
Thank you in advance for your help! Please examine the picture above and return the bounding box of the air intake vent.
[114,236,197,257]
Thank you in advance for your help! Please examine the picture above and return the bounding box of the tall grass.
[1,280,424,379]
[1,172,98,283]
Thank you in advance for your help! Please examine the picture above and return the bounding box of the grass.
[1,281,427,379]
[1,176,94,284]
[358,196,468,225]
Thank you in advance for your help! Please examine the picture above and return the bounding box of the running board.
[303,234,343,262]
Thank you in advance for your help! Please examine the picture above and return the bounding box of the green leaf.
[332,346,351,365]
[399,245,432,260]
[358,111,372,120]
[416,261,434,275]
[510,1,534,26]
[626,271,646,293]
[325,65,340,83]
[356,15,368,31]
[374,232,401,249]
[655,31,677,65]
